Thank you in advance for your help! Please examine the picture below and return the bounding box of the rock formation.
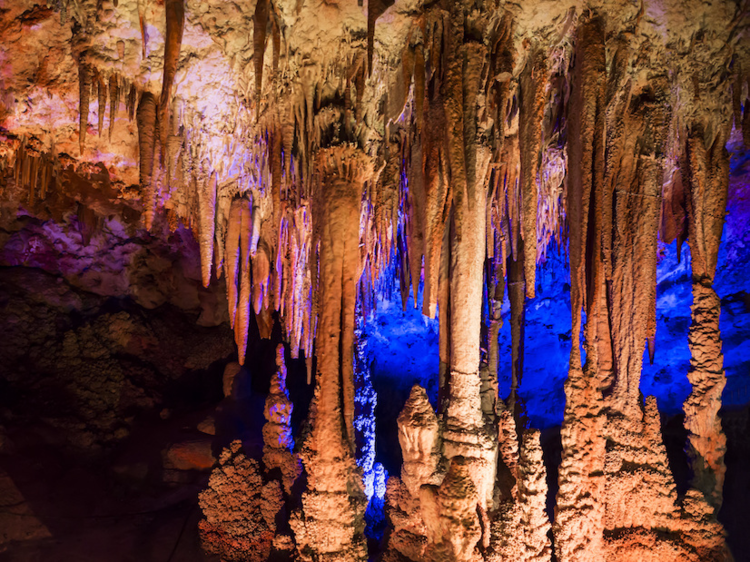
[199,440,283,562]
[289,146,372,562]
[1,0,747,559]
[263,344,302,494]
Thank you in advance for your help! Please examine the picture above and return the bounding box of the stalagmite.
[420,457,482,562]
[263,345,302,494]
[159,0,184,161]
[136,92,158,229]
[199,441,280,562]
[2,2,746,561]
[487,429,551,562]
[397,385,442,499]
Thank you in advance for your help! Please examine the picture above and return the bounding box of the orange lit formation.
[1,0,747,559]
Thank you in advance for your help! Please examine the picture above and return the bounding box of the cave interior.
[1,0,750,560]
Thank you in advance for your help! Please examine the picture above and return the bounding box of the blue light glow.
[362,142,750,432]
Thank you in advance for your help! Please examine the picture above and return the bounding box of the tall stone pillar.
[291,145,372,562]
[684,126,730,511]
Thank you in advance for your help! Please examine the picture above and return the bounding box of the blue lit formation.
[362,143,750,431]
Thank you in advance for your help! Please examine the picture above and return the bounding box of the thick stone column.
[684,126,730,510]
[290,145,372,562]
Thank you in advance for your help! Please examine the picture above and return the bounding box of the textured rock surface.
[1,0,748,560]
[262,344,302,494]
[0,265,233,452]
[199,440,280,562]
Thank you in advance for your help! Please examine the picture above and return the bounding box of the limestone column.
[290,145,372,562]
[441,1,496,515]
[684,125,730,511]
[553,16,607,562]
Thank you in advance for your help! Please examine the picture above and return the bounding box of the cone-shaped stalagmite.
[263,344,302,494]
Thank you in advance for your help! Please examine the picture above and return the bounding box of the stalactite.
[420,17,451,318]
[271,13,280,79]
[4,4,745,561]
[732,60,742,132]
[252,244,270,314]
[78,59,91,156]
[607,77,667,414]
[407,131,425,308]
[236,199,252,365]
[271,119,283,283]
[159,0,184,161]
[554,15,607,562]
[127,83,137,121]
[166,102,184,189]
[660,155,689,261]
[225,198,243,328]
[366,0,394,75]
[518,47,546,299]
[565,19,605,369]
[197,163,217,288]
[96,70,106,137]
[742,72,750,147]
[253,0,269,107]
[108,73,119,140]
[137,0,147,60]
[136,91,157,230]
[507,238,525,420]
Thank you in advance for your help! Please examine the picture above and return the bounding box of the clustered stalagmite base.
[0,0,747,559]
